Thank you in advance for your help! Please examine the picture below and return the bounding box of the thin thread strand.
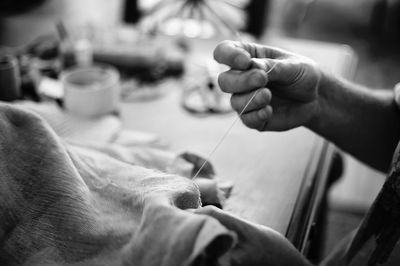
[192,62,277,179]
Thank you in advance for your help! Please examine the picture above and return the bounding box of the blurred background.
[1,0,399,260]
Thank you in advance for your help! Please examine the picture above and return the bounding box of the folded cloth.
[16,101,167,148]
[0,103,235,266]
[15,100,121,143]
[17,100,229,207]
[67,142,228,207]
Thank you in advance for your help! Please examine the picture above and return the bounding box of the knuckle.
[201,205,219,216]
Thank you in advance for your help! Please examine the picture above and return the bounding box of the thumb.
[195,206,250,234]
[214,41,253,70]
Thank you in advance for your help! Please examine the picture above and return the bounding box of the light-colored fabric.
[68,141,194,177]
[16,100,122,143]
[18,100,228,208]
[0,103,235,266]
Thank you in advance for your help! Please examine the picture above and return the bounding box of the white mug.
[62,64,120,117]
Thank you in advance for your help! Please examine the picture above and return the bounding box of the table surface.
[121,36,357,236]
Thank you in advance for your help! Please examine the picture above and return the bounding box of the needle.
[192,61,278,179]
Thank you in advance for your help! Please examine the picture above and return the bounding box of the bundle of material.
[0,103,235,265]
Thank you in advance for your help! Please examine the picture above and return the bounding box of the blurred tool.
[56,21,185,81]
[93,41,184,80]
[0,54,21,101]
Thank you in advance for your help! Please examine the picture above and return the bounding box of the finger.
[242,42,288,59]
[194,178,222,208]
[218,58,286,91]
[252,57,313,90]
[214,40,253,70]
[230,88,271,113]
[214,40,289,69]
[179,152,215,177]
[195,206,245,232]
[218,68,268,94]
[239,106,273,131]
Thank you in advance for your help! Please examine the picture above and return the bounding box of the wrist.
[305,70,335,133]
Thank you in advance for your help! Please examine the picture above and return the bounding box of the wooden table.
[121,36,357,253]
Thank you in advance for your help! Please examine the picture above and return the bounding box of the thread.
[192,62,277,179]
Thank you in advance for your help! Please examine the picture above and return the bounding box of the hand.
[179,152,216,178]
[214,40,322,131]
[195,206,312,266]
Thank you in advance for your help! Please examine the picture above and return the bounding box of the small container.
[0,54,21,101]
[62,64,120,117]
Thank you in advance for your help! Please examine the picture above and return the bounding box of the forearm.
[309,72,400,172]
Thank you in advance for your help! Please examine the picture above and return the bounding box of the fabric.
[19,100,228,207]
[0,103,236,266]
[67,142,227,207]
[323,142,400,266]
[16,101,122,143]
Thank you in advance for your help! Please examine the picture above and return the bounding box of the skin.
[195,206,312,266]
[193,40,400,265]
[214,40,400,172]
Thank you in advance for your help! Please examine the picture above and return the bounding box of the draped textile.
[0,103,235,266]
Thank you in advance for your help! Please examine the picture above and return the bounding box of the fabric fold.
[0,103,235,266]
